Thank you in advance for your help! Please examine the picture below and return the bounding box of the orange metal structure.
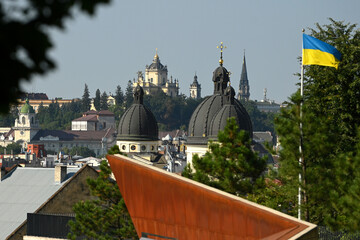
[107,154,318,240]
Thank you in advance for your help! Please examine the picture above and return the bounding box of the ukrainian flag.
[302,34,341,69]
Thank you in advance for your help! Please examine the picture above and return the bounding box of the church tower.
[237,52,250,101]
[13,99,40,148]
[134,49,179,97]
[190,73,201,99]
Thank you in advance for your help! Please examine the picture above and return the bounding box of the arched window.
[22,116,25,125]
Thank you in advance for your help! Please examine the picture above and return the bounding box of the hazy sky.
[22,0,360,103]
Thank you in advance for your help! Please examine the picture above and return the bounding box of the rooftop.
[0,166,80,239]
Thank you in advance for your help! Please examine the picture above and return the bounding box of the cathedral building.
[189,73,201,99]
[237,52,250,101]
[133,51,179,97]
[186,44,253,165]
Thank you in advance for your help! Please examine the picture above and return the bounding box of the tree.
[36,101,82,130]
[6,142,22,154]
[115,85,124,106]
[0,0,112,114]
[269,19,360,231]
[304,18,360,152]
[81,84,91,112]
[272,92,339,224]
[68,160,137,239]
[124,80,133,109]
[100,91,109,110]
[183,117,266,197]
[240,99,276,134]
[94,89,101,111]
[0,107,18,127]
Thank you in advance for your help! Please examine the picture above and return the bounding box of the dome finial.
[154,48,158,59]
[217,42,226,66]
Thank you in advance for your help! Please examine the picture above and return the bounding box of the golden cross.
[217,42,227,65]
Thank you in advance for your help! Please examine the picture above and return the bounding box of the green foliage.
[267,92,338,224]
[68,161,138,240]
[115,85,124,106]
[270,19,360,231]
[143,92,202,131]
[240,100,276,134]
[36,101,82,130]
[100,91,109,110]
[124,80,134,109]
[304,18,360,152]
[0,0,112,114]
[327,133,360,231]
[0,107,18,127]
[1,142,22,154]
[183,117,266,197]
[107,144,127,156]
[82,84,91,112]
[94,89,101,111]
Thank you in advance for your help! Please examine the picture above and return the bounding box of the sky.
[22,0,360,103]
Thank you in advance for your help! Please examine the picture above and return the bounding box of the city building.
[255,88,281,113]
[17,98,80,113]
[1,101,116,156]
[133,50,179,97]
[0,164,99,240]
[189,73,201,99]
[186,49,252,165]
[237,52,250,101]
[71,110,116,131]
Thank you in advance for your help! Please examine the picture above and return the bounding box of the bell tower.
[190,73,201,99]
[14,99,39,148]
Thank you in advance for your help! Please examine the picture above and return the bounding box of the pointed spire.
[240,52,248,84]
[238,50,250,101]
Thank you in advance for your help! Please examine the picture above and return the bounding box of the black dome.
[117,86,158,141]
[209,104,253,138]
[188,66,252,145]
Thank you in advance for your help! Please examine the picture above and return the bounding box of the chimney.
[0,167,5,182]
[54,165,67,183]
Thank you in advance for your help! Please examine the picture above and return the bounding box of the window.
[22,116,25,125]
[122,145,126,151]
[131,145,136,151]
[141,145,146,151]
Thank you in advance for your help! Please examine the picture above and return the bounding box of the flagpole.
[298,29,305,220]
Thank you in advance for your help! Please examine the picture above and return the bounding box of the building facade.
[133,51,179,97]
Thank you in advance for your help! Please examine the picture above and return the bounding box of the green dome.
[20,99,35,114]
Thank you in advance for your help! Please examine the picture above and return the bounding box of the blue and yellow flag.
[302,34,341,69]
